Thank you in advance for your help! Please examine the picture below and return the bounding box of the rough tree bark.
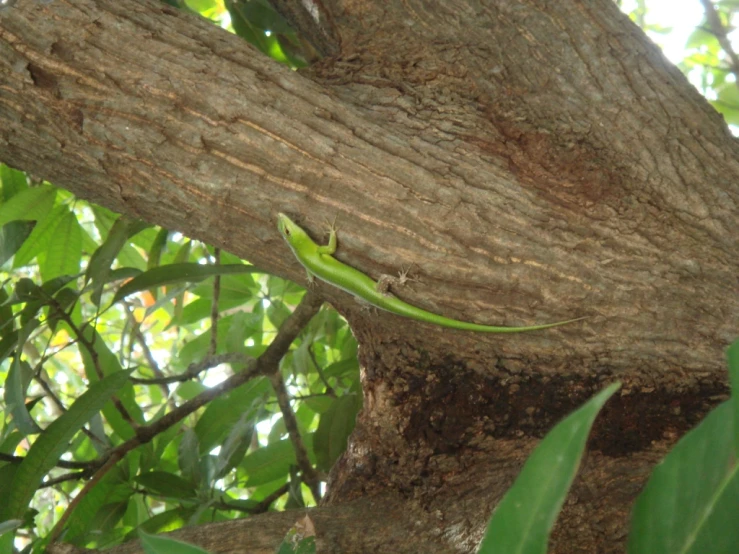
[1,0,737,552]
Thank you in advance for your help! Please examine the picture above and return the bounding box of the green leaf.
[18,274,78,326]
[313,393,360,472]
[0,371,130,525]
[124,508,186,542]
[135,471,197,499]
[0,330,18,366]
[147,228,169,271]
[241,436,314,487]
[0,165,28,199]
[139,530,212,554]
[45,287,80,332]
[479,382,620,554]
[628,399,739,554]
[86,216,150,305]
[0,221,35,267]
[215,409,256,478]
[4,319,42,436]
[177,428,201,486]
[12,205,67,268]
[40,209,82,281]
[0,185,56,227]
[62,470,131,543]
[77,327,144,440]
[195,377,270,454]
[111,263,259,304]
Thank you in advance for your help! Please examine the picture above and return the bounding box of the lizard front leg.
[317,216,337,255]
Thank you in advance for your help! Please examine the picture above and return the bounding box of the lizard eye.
[284,227,291,236]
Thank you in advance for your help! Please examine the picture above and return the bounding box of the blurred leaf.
[135,471,197,500]
[313,393,360,473]
[86,216,150,305]
[171,240,192,323]
[63,472,132,544]
[147,228,170,298]
[19,274,77,325]
[0,165,28,198]
[77,326,144,440]
[12,204,67,268]
[0,371,130,526]
[45,287,80,332]
[285,466,305,509]
[0,330,18,366]
[111,263,259,304]
[178,428,201,486]
[41,208,82,281]
[125,508,187,542]
[479,383,620,554]
[322,357,359,382]
[139,530,212,554]
[0,185,56,227]
[0,221,35,266]
[195,377,270,454]
[628,399,738,554]
[215,409,256,478]
[242,436,314,487]
[4,319,42,435]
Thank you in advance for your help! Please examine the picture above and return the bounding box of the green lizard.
[277,213,585,333]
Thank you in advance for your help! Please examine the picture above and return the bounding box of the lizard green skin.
[277,213,585,333]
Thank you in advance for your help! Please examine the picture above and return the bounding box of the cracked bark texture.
[0,0,737,552]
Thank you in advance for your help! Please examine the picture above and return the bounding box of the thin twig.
[0,452,100,470]
[268,371,323,502]
[129,353,252,385]
[309,344,336,397]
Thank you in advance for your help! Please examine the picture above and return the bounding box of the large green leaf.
[12,204,67,268]
[40,209,82,281]
[241,436,315,487]
[0,185,56,227]
[86,216,150,305]
[628,341,739,554]
[135,471,197,500]
[77,326,144,441]
[195,377,270,454]
[628,400,738,554]
[479,383,620,554]
[3,318,42,436]
[0,371,130,526]
[0,165,28,199]
[110,263,260,304]
[0,221,35,267]
[61,469,131,544]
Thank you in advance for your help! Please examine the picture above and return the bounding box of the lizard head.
[277,213,310,249]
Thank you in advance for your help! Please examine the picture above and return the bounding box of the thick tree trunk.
[1,0,737,552]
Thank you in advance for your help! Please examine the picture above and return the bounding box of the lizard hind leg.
[376,265,418,296]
